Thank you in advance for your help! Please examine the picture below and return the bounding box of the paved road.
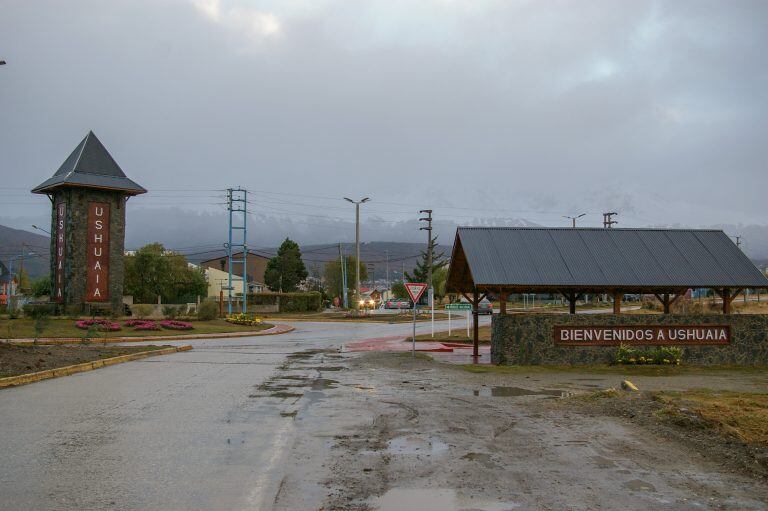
[0,318,489,511]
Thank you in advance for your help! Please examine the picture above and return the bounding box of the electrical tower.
[226,188,248,315]
[602,212,618,228]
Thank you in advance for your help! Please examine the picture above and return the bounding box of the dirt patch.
[566,390,768,480]
[296,352,768,510]
[0,343,170,378]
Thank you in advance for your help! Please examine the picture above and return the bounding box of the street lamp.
[32,225,51,235]
[344,197,370,310]
[563,213,586,228]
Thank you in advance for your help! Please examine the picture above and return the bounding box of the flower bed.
[226,313,263,326]
[75,319,122,332]
[124,319,161,331]
[159,320,194,330]
[616,345,682,365]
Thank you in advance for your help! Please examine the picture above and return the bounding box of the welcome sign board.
[554,325,730,346]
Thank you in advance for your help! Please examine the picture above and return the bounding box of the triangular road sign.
[404,282,428,303]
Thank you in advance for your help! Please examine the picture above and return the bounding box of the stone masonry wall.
[491,313,768,365]
[50,188,127,314]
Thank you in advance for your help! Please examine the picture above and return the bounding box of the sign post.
[445,303,472,338]
[405,282,428,357]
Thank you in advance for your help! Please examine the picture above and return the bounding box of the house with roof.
[0,260,14,306]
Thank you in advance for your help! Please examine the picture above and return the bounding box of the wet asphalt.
[0,318,488,511]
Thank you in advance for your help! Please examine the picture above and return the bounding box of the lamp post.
[344,197,370,310]
[563,213,586,228]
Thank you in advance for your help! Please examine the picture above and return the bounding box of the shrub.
[198,301,219,320]
[616,344,683,365]
[248,292,322,313]
[162,305,179,319]
[132,304,154,319]
[23,303,57,319]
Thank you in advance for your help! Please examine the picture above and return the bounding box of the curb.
[7,324,295,345]
[0,345,193,389]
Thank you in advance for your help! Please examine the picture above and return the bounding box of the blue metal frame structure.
[226,188,248,315]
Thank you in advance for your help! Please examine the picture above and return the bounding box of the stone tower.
[32,131,146,314]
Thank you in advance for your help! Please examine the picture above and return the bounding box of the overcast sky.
[1,1,766,249]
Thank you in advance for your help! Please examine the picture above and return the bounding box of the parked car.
[385,299,412,309]
[478,299,494,315]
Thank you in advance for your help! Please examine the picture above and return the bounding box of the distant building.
[200,250,270,291]
[0,260,14,306]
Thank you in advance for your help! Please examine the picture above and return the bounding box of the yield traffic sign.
[404,282,428,303]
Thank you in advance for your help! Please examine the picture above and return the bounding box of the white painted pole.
[466,310,470,337]
[412,301,417,357]
[430,288,434,337]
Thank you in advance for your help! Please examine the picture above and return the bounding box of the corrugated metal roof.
[31,131,146,195]
[451,227,768,289]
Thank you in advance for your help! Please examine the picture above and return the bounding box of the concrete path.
[0,318,488,510]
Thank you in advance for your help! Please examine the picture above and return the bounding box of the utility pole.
[419,209,434,336]
[338,243,348,308]
[563,213,586,228]
[419,210,433,288]
[344,197,370,310]
[385,250,390,291]
[602,212,618,228]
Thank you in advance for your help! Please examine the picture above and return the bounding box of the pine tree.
[405,235,445,284]
[264,238,308,292]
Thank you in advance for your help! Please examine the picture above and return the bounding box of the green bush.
[616,344,683,365]
[198,301,219,321]
[248,292,322,313]
[132,304,154,319]
[163,305,179,319]
[23,303,57,319]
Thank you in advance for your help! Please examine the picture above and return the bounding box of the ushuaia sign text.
[554,325,730,346]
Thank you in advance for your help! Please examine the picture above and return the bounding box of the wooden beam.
[499,288,506,315]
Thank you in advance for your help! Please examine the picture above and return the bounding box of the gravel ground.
[269,351,768,510]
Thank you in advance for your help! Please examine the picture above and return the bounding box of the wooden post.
[663,293,670,314]
[569,293,576,314]
[472,289,480,358]
[499,290,506,315]
[723,288,731,315]
[613,292,622,314]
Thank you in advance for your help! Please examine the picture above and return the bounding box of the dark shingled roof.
[31,131,146,195]
[447,227,768,292]
[0,260,11,284]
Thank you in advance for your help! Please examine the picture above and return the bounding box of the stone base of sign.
[491,314,768,365]
[49,188,127,314]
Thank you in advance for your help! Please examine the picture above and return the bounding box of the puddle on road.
[461,452,498,469]
[387,435,449,456]
[369,488,519,511]
[464,386,572,398]
[623,479,656,492]
[592,456,616,469]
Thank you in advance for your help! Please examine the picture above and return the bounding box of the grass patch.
[458,363,768,376]
[655,389,768,446]
[0,318,273,339]
[0,344,171,378]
